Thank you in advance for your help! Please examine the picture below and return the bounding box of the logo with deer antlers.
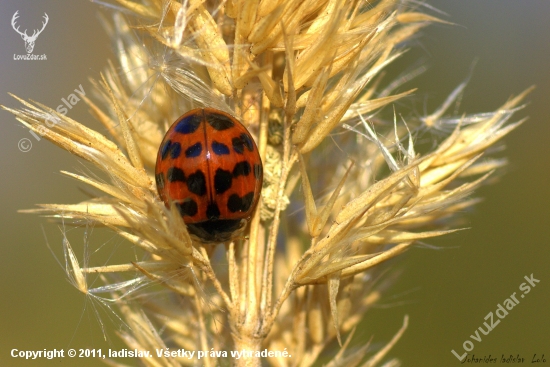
[11,11,49,54]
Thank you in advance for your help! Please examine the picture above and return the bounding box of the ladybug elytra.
[155,108,263,242]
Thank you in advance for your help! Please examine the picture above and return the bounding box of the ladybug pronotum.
[155,108,263,242]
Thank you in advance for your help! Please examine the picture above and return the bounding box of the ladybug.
[155,108,263,242]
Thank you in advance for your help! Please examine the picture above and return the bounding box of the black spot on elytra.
[160,140,182,160]
[232,133,254,154]
[170,142,181,159]
[167,167,186,182]
[241,192,255,211]
[187,170,207,196]
[227,192,254,213]
[212,141,230,155]
[175,114,202,134]
[227,195,241,213]
[205,112,234,131]
[242,134,254,151]
[176,199,198,217]
[232,161,251,177]
[232,136,245,154]
[253,164,262,179]
[206,202,221,219]
[185,142,202,158]
[155,172,165,189]
[214,168,232,194]
[160,140,171,160]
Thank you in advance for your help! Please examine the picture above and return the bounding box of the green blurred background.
[0,1,548,366]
